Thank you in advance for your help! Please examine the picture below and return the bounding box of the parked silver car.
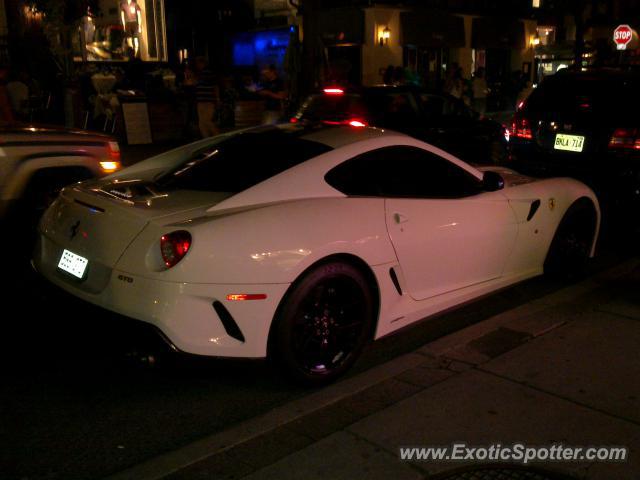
[0,124,120,220]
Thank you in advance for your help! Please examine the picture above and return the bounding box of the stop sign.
[614,24,633,50]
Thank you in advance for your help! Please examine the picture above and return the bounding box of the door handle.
[394,213,409,224]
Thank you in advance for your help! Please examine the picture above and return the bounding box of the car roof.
[298,123,392,148]
[365,84,425,92]
[551,67,640,81]
[207,128,482,215]
[312,84,431,95]
[244,123,406,149]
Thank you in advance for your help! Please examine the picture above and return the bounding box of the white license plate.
[58,249,88,279]
[554,133,585,152]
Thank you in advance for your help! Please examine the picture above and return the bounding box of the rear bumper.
[33,233,290,358]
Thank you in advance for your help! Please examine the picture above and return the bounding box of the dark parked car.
[508,68,640,215]
[292,85,508,164]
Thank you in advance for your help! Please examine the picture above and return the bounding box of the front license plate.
[58,249,88,279]
[554,133,585,152]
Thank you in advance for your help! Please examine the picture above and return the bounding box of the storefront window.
[75,0,167,62]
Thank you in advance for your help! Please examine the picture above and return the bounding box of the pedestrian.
[471,67,488,115]
[124,47,145,91]
[446,64,465,100]
[7,70,30,120]
[194,56,219,138]
[444,62,459,95]
[218,74,238,130]
[504,70,522,112]
[516,77,534,109]
[383,65,394,85]
[0,66,15,123]
[258,65,285,125]
[392,66,405,85]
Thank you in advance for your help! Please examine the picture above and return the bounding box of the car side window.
[325,146,482,199]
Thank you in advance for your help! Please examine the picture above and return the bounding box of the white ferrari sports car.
[34,124,600,384]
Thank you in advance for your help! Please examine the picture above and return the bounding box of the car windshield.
[525,73,640,119]
[155,127,333,193]
[298,94,369,122]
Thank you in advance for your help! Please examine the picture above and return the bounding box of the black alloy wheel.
[544,200,596,278]
[270,261,374,386]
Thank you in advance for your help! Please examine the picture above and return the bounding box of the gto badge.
[117,274,134,284]
[548,198,556,211]
[69,220,80,240]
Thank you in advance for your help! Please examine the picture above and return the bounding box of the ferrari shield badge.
[548,198,556,211]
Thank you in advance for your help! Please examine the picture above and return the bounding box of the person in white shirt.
[471,67,488,115]
[7,71,29,120]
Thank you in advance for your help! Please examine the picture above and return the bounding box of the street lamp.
[379,27,390,46]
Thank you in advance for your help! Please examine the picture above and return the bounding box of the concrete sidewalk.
[107,259,640,480]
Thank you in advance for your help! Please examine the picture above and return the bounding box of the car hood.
[0,122,114,141]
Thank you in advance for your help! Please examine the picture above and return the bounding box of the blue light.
[233,42,255,66]
[232,28,290,68]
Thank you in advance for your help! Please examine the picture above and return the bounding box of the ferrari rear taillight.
[160,230,192,268]
[510,114,533,140]
[608,128,640,150]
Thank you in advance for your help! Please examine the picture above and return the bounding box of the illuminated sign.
[614,24,633,50]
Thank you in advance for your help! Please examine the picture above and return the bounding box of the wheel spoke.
[289,274,368,375]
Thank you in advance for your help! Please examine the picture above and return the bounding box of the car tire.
[544,200,597,278]
[269,261,374,386]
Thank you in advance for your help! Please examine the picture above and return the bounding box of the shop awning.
[318,8,365,46]
[400,10,465,48]
[472,17,525,49]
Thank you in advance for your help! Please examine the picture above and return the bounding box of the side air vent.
[527,199,541,221]
[389,267,402,295]
[212,301,246,342]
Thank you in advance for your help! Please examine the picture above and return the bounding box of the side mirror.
[482,171,504,191]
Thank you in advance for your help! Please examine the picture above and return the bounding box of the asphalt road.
[1,211,637,480]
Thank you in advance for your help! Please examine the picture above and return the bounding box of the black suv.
[508,68,640,214]
[292,85,507,164]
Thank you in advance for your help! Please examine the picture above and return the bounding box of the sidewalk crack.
[476,368,640,427]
